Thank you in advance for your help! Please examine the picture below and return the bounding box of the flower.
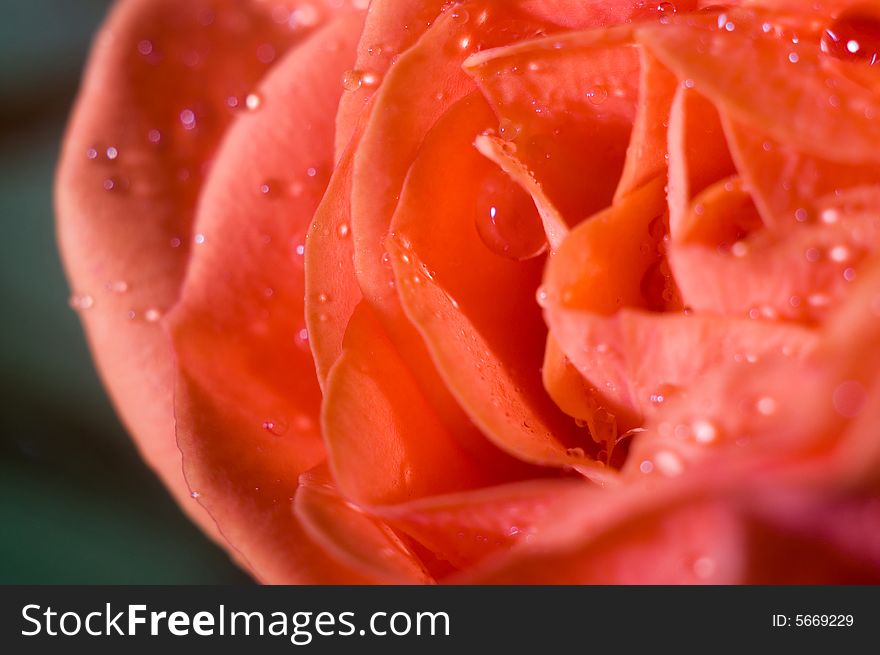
[58,0,880,583]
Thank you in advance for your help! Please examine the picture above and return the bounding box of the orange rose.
[58,0,880,583]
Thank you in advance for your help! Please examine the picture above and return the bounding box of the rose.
[57,0,880,583]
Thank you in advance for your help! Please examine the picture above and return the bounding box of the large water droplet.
[821,5,880,64]
[475,169,547,260]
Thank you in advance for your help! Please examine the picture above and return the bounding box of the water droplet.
[691,419,718,444]
[317,293,329,304]
[179,108,197,130]
[256,43,276,64]
[844,266,857,282]
[450,8,469,23]
[147,129,162,144]
[306,166,317,178]
[657,2,676,23]
[262,418,289,436]
[475,168,547,260]
[565,447,585,458]
[535,285,549,307]
[86,147,98,160]
[585,85,608,105]
[654,450,684,476]
[194,233,206,245]
[755,396,777,416]
[639,459,654,474]
[804,246,822,263]
[498,117,521,141]
[829,245,851,262]
[106,280,129,294]
[245,93,262,111]
[833,380,867,417]
[190,490,201,499]
[69,294,94,310]
[137,39,153,56]
[106,146,119,160]
[169,236,182,248]
[342,69,364,91]
[821,5,880,64]
[337,223,350,239]
[143,307,162,322]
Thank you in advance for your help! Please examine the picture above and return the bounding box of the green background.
[0,1,250,583]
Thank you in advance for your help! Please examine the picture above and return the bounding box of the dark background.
[0,1,249,583]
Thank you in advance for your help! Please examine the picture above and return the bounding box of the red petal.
[666,85,736,237]
[295,465,434,584]
[376,479,586,570]
[56,0,326,548]
[615,49,677,199]
[465,28,640,225]
[322,302,533,506]
[722,117,880,228]
[386,93,598,469]
[462,478,747,584]
[168,10,367,582]
[334,0,447,156]
[638,9,880,164]
[305,143,363,388]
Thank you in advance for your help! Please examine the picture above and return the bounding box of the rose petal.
[384,93,601,469]
[323,302,535,506]
[721,116,880,228]
[305,143,363,387]
[615,49,677,200]
[375,479,586,570]
[638,9,880,164]
[56,0,323,547]
[334,0,448,157]
[295,464,434,584]
[666,85,736,238]
[465,27,640,225]
[474,133,568,251]
[167,10,367,582]
[461,477,746,584]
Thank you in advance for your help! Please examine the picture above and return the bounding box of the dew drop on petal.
[143,308,162,322]
[821,5,880,64]
[179,108,197,130]
[190,490,201,499]
[585,85,608,105]
[475,168,547,260]
[106,280,129,294]
[833,380,867,418]
[245,93,262,111]
[262,418,289,436]
[691,419,718,444]
[69,294,94,310]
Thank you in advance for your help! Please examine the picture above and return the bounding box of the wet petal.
[167,10,366,582]
[295,465,434,583]
[322,302,534,506]
[56,0,329,546]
